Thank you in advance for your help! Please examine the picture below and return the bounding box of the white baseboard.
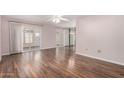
[41,47,56,50]
[2,47,56,55]
[2,53,10,56]
[76,52,124,66]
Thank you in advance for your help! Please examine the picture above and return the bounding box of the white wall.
[41,25,57,49]
[1,16,71,56]
[1,16,58,55]
[0,16,1,61]
[76,16,124,65]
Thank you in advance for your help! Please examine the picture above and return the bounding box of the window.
[24,31,33,43]
[35,33,40,37]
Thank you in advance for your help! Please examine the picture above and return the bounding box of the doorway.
[56,31,64,47]
[56,28,76,48]
[68,28,76,47]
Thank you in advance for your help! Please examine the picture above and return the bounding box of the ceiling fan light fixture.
[50,15,69,24]
[52,18,61,23]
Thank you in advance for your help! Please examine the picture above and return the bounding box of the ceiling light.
[50,15,69,24]
[52,18,61,23]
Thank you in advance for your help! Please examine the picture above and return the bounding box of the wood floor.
[0,47,124,78]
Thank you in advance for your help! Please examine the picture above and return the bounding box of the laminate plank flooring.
[0,47,124,78]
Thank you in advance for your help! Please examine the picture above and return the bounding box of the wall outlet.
[97,50,102,53]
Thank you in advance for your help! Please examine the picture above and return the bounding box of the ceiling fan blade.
[47,16,54,22]
[47,16,59,21]
[59,17,69,21]
[47,15,69,23]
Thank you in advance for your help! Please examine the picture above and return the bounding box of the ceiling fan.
[48,15,69,23]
